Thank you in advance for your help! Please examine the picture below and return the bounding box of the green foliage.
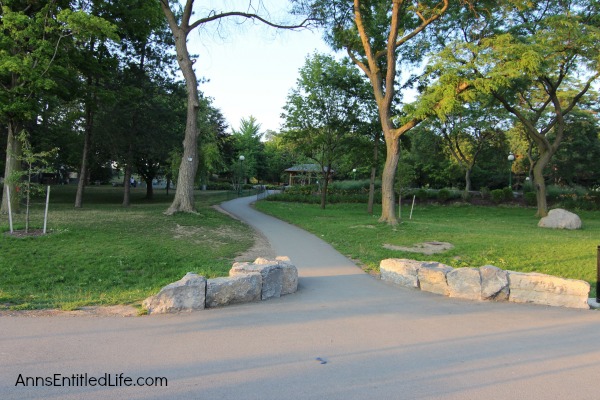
[437,188,451,202]
[281,53,376,207]
[524,192,536,206]
[8,131,58,232]
[415,189,429,201]
[503,187,514,201]
[480,187,490,199]
[490,189,505,204]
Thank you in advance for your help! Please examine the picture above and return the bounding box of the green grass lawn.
[0,186,253,310]
[255,201,599,297]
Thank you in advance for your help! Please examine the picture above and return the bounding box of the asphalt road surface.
[1,195,599,400]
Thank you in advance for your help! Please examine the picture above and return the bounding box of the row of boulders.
[380,258,590,309]
[143,257,298,314]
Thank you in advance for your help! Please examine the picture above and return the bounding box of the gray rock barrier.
[380,258,590,309]
[143,257,298,314]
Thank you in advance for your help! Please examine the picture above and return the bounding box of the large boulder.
[538,208,582,230]
[380,258,422,288]
[143,273,206,314]
[479,265,509,301]
[230,261,283,300]
[507,271,590,309]
[447,268,482,300]
[205,273,262,308]
[274,256,299,295]
[418,263,453,296]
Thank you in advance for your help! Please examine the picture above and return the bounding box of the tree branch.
[188,10,313,32]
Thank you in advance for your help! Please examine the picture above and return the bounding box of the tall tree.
[296,0,458,223]
[71,0,168,208]
[231,116,264,185]
[0,0,115,213]
[159,0,312,215]
[422,0,600,216]
[282,53,366,208]
[433,97,507,194]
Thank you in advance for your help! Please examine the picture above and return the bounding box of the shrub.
[503,187,514,201]
[415,188,428,201]
[437,188,451,202]
[480,187,490,199]
[206,182,233,190]
[524,192,536,206]
[285,185,317,195]
[491,189,504,204]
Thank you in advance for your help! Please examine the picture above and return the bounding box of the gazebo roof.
[284,164,332,173]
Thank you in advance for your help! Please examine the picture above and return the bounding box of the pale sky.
[186,1,333,133]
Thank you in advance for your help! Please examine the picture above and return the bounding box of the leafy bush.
[525,192,536,206]
[415,188,428,201]
[557,191,600,211]
[491,189,504,204]
[206,182,233,190]
[480,187,490,199]
[503,187,514,201]
[546,185,587,202]
[284,185,318,195]
[437,188,451,202]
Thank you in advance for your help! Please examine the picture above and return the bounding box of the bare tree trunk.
[465,168,472,193]
[74,85,95,208]
[145,177,154,199]
[367,130,380,215]
[379,135,400,225]
[122,152,132,207]
[320,166,331,209]
[532,150,553,217]
[162,4,200,215]
[1,121,22,214]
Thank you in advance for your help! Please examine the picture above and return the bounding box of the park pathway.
[1,195,599,400]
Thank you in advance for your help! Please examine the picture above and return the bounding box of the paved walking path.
[1,195,599,400]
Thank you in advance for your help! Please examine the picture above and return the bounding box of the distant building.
[284,164,334,186]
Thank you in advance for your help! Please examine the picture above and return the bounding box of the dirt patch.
[383,241,454,255]
[172,223,247,247]
[212,205,276,262]
[234,228,276,262]
[0,305,139,318]
[4,229,48,238]
[349,225,377,229]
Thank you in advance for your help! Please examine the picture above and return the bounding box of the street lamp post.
[239,155,245,195]
[507,152,515,189]
[352,168,357,180]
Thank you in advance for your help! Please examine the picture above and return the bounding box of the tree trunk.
[122,159,132,207]
[1,121,22,214]
[465,168,472,193]
[367,130,380,215]
[320,167,331,209]
[532,149,553,217]
[74,87,95,208]
[164,28,199,215]
[379,133,400,225]
[145,177,154,200]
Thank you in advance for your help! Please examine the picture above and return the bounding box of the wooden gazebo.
[284,164,333,186]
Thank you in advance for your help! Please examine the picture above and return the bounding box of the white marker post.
[6,186,14,233]
[409,195,416,220]
[43,185,50,234]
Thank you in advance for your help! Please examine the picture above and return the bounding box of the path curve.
[0,195,598,400]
